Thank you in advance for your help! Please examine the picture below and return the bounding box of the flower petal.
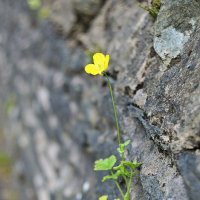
[93,53,105,67]
[85,64,99,75]
[104,54,110,70]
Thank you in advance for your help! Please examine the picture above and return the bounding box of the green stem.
[123,175,128,187]
[111,170,124,199]
[114,180,125,199]
[127,169,133,197]
[122,152,125,161]
[104,73,121,145]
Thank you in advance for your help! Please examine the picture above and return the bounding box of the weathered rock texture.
[0,0,200,200]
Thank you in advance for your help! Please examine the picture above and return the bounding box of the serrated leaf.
[94,155,117,171]
[113,163,131,178]
[117,140,131,155]
[114,161,142,170]
[99,195,108,200]
[102,170,121,182]
[117,147,123,155]
[113,160,142,178]
[122,161,142,170]
[123,140,131,146]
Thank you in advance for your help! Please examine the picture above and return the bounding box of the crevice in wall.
[133,82,144,95]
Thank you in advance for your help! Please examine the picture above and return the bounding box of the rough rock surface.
[0,0,200,200]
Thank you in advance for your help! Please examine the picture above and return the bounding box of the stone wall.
[0,0,200,200]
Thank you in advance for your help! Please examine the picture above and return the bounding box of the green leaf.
[99,195,108,200]
[113,160,142,178]
[94,155,117,171]
[139,0,160,19]
[27,0,41,10]
[122,161,142,170]
[152,0,161,8]
[123,140,131,146]
[117,140,131,155]
[102,170,121,182]
[113,163,131,178]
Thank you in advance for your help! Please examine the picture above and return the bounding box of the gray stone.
[44,0,76,35]
[177,152,200,200]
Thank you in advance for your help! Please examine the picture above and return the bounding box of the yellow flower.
[85,53,110,75]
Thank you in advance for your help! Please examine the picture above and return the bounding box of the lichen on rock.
[154,0,199,64]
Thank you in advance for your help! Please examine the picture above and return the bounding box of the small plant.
[139,0,161,19]
[84,53,142,200]
[27,0,50,19]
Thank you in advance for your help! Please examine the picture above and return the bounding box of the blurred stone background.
[0,0,200,200]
